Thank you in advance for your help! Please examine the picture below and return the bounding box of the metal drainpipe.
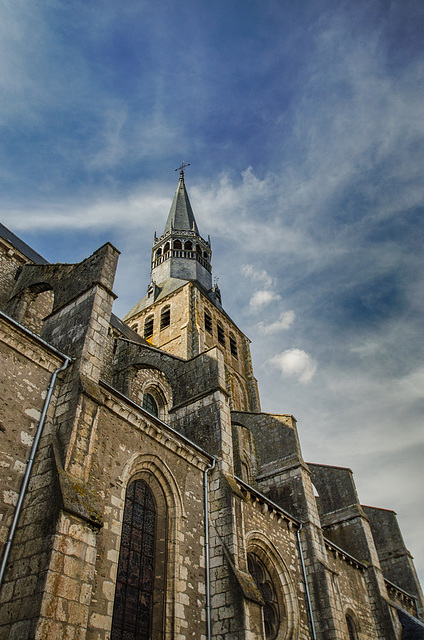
[204,457,216,640]
[296,524,317,640]
[0,355,71,589]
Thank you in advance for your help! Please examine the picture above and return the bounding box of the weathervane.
[175,161,190,178]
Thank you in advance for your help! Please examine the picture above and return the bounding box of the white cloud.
[268,348,317,384]
[257,310,295,334]
[249,289,281,313]
[242,264,274,288]
[2,190,172,232]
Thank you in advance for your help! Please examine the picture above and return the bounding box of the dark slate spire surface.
[163,170,199,235]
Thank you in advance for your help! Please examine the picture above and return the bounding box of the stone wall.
[0,238,28,310]
[0,315,64,552]
[123,282,260,412]
[364,505,424,617]
[82,384,211,640]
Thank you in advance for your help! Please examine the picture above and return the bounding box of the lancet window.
[204,311,212,334]
[217,323,225,346]
[247,553,280,640]
[229,333,238,359]
[142,393,159,418]
[160,306,170,330]
[111,479,166,640]
[346,615,359,640]
[144,316,154,339]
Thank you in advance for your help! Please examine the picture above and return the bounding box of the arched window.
[240,459,251,483]
[111,478,167,640]
[204,311,212,334]
[143,393,159,417]
[173,240,182,249]
[247,553,280,640]
[163,242,170,253]
[160,306,170,330]
[196,244,202,254]
[155,248,162,259]
[346,614,359,640]
[185,241,192,251]
[229,333,238,359]
[144,316,154,339]
[217,323,225,346]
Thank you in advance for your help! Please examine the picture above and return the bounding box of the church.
[0,168,423,640]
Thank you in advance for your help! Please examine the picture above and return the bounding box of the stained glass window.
[111,480,157,640]
[247,553,280,640]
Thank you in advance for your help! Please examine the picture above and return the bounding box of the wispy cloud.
[241,264,274,288]
[257,310,295,335]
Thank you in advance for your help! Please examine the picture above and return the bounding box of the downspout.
[204,457,216,640]
[0,355,71,589]
[296,524,317,640]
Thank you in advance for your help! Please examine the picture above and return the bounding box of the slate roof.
[0,223,48,265]
[110,313,148,345]
[397,608,424,639]
[163,175,199,235]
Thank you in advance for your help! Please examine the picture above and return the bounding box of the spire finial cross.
[175,161,190,178]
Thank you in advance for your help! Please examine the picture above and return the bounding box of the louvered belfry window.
[111,480,157,640]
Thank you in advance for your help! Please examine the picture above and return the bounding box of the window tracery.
[247,553,280,640]
[111,480,159,640]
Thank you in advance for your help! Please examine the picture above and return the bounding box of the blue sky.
[1,1,424,583]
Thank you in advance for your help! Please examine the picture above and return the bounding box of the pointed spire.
[163,163,199,235]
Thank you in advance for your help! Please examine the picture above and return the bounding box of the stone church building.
[0,170,423,640]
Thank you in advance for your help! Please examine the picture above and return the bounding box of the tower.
[124,167,261,413]
[150,163,212,290]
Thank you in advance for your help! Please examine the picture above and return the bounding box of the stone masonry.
[0,172,423,640]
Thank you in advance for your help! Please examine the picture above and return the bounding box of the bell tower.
[123,166,261,411]
[150,163,212,290]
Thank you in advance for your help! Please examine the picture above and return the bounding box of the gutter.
[0,309,71,361]
[0,354,71,588]
[297,525,317,640]
[204,458,216,640]
[234,475,316,639]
